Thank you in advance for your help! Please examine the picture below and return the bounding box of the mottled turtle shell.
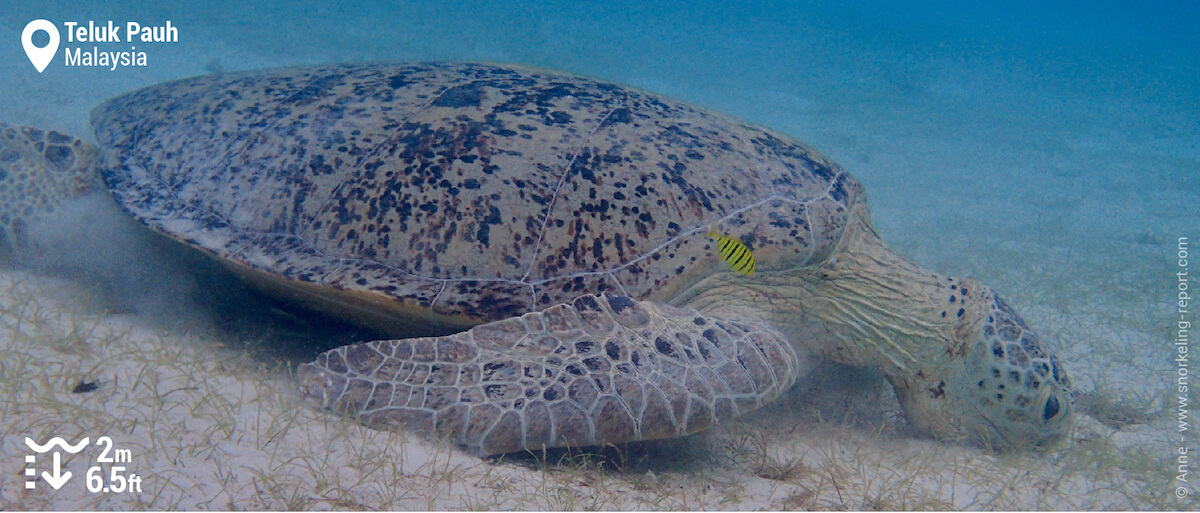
[94,63,858,332]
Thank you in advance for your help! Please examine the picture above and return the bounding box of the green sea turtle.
[0,62,1074,456]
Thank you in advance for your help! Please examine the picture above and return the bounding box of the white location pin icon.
[22,20,60,73]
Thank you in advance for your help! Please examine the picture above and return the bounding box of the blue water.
[2,0,1197,507]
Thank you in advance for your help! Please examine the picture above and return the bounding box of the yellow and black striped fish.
[707,228,756,276]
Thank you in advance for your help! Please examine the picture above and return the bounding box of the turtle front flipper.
[299,293,799,456]
[0,122,97,259]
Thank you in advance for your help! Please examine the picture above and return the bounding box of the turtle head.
[953,291,1075,449]
[890,283,1076,450]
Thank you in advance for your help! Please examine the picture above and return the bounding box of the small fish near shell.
[707,227,756,276]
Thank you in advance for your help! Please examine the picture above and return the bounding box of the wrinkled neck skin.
[679,212,981,379]
[679,203,1075,449]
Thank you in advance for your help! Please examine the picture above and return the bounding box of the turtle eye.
[1042,395,1060,421]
